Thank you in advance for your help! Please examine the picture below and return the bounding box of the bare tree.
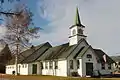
[1,4,40,75]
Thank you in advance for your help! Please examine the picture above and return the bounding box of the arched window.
[72,29,76,35]
[78,29,83,34]
[86,54,92,58]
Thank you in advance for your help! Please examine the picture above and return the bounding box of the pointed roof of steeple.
[75,7,81,26]
[70,7,85,29]
[74,7,85,28]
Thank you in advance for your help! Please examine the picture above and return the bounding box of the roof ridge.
[34,48,49,62]
[21,42,48,63]
[66,39,84,58]
[45,45,64,60]
[52,42,68,48]
[52,44,69,59]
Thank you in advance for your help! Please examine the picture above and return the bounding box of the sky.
[0,0,120,56]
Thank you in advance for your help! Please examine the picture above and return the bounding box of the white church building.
[6,8,115,77]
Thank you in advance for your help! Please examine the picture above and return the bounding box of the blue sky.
[0,0,120,56]
[20,0,49,29]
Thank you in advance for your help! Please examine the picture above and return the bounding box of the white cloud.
[33,0,120,56]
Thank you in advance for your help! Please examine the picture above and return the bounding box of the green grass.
[0,75,120,80]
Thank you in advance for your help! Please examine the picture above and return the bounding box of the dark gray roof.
[94,49,115,64]
[37,43,72,60]
[7,38,114,65]
[37,39,87,61]
[21,42,52,63]
[7,42,52,64]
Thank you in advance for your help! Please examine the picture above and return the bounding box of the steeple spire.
[75,7,81,25]
[75,7,85,28]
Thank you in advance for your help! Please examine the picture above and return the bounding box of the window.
[70,60,73,69]
[49,61,53,69]
[32,64,37,74]
[101,63,105,69]
[19,65,21,68]
[72,29,76,35]
[77,60,80,69]
[78,29,83,34]
[118,62,120,65]
[54,61,58,69]
[45,61,48,69]
[108,64,111,69]
[22,64,24,68]
[25,64,27,68]
[40,62,43,69]
[119,68,120,70]
[87,54,92,58]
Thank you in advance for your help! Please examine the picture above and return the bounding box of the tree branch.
[0,11,19,16]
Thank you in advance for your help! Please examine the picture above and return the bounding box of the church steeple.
[75,7,81,26]
[69,7,87,46]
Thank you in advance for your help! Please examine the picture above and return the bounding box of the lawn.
[0,75,120,80]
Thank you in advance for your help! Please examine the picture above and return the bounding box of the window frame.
[108,64,111,69]
[101,63,105,69]
[40,62,43,69]
[24,64,27,68]
[45,61,48,69]
[72,29,76,35]
[70,60,73,69]
[49,61,53,69]
[22,64,24,68]
[78,28,83,34]
[54,61,58,69]
[77,60,80,69]
[86,54,92,58]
